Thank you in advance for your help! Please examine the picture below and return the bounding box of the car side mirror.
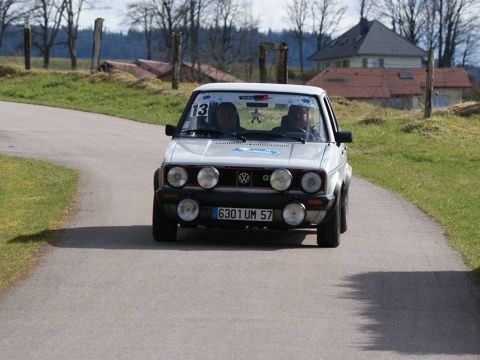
[335,131,352,143]
[165,124,177,136]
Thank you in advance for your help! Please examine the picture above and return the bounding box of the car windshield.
[177,91,329,142]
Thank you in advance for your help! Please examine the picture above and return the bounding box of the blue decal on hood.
[232,147,282,156]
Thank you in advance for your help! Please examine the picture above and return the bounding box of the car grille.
[166,165,304,190]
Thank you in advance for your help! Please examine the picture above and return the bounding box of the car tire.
[152,195,177,242]
[317,193,341,248]
[340,188,348,234]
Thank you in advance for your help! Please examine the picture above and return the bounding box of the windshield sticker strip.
[232,147,283,156]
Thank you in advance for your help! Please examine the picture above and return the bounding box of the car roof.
[194,82,326,96]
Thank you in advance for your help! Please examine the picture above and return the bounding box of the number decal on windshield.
[192,103,209,117]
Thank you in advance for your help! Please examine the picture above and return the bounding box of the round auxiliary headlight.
[167,166,188,188]
[270,169,292,191]
[301,172,322,194]
[197,166,219,189]
[177,198,200,222]
[282,203,306,226]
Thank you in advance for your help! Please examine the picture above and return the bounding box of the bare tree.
[187,0,207,80]
[126,1,156,60]
[359,0,371,19]
[286,0,309,77]
[376,0,425,45]
[64,0,97,70]
[311,0,346,51]
[32,0,66,69]
[0,0,34,50]
[207,0,241,71]
[151,0,181,61]
[237,4,259,81]
[436,0,476,67]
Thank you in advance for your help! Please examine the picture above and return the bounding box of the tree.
[359,0,371,19]
[376,0,426,45]
[151,0,181,61]
[0,0,34,50]
[126,1,156,60]
[187,0,206,80]
[311,0,346,51]
[286,0,308,77]
[207,0,241,71]
[436,0,476,67]
[32,0,66,69]
[64,0,97,70]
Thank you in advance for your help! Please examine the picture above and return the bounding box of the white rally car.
[153,83,352,247]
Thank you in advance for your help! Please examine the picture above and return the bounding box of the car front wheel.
[152,195,177,242]
[316,193,341,248]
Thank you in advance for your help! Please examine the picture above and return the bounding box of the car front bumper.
[155,186,335,229]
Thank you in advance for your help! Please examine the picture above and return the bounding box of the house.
[306,67,472,109]
[307,19,426,69]
[98,59,242,83]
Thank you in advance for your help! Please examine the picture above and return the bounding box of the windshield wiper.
[179,128,246,142]
[239,131,305,144]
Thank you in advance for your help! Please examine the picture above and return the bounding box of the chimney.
[359,18,369,35]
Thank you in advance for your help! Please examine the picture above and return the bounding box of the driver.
[215,102,240,133]
[284,105,309,131]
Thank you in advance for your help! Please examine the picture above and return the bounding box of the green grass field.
[0,65,479,283]
[0,68,193,124]
[0,155,77,289]
[335,100,480,281]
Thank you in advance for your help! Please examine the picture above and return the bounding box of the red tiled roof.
[305,67,471,98]
[98,61,156,78]
[183,62,242,83]
[135,59,172,76]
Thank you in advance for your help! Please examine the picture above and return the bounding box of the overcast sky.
[79,0,360,35]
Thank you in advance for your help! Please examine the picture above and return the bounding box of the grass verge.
[0,66,193,125]
[0,155,77,290]
[334,99,480,283]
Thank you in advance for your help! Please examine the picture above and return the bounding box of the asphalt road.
[1,101,479,360]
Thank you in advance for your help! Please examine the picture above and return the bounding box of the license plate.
[212,207,273,222]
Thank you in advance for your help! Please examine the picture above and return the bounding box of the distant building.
[99,59,242,83]
[307,19,426,69]
[306,67,472,109]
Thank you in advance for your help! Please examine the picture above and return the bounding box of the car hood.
[164,138,328,169]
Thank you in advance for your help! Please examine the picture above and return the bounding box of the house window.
[342,59,350,68]
[362,58,368,68]
[335,61,342,68]
[378,58,385,68]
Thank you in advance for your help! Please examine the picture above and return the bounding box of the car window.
[325,96,340,131]
[177,91,329,143]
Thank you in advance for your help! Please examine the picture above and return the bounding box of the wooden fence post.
[90,18,104,74]
[275,42,288,84]
[171,32,182,90]
[24,16,31,70]
[259,42,274,83]
[424,49,434,118]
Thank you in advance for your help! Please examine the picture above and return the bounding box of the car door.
[322,96,347,180]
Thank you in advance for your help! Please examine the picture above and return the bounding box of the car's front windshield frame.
[174,90,332,143]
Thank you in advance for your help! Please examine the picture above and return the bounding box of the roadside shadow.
[342,271,480,355]
[10,225,315,251]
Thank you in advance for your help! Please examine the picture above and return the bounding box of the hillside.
[0,66,479,282]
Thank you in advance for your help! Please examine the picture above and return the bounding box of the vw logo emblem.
[237,172,251,185]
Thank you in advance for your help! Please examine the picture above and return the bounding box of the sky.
[78,0,360,35]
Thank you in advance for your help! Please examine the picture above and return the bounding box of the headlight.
[197,166,219,189]
[270,169,292,191]
[301,172,322,193]
[167,166,188,188]
[177,198,199,221]
[282,203,305,225]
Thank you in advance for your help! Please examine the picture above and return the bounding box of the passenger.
[215,102,240,133]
